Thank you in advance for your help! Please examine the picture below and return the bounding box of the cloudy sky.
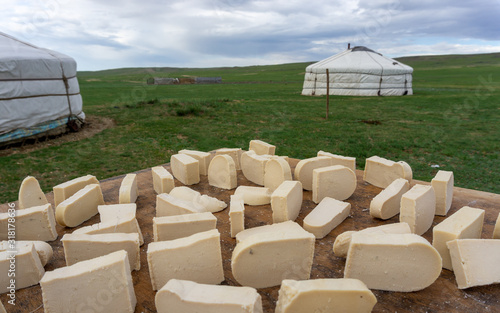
[2,0,500,71]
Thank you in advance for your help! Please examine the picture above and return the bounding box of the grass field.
[1,52,499,203]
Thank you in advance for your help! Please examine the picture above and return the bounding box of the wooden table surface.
[1,158,499,312]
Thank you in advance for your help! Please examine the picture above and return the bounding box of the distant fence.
[147,77,222,85]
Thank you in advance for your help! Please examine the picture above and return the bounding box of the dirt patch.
[0,115,115,157]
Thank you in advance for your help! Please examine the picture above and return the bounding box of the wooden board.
[1,158,499,312]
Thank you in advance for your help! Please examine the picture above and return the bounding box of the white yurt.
[302,46,413,96]
[0,32,84,144]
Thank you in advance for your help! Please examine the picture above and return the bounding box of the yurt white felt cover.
[0,32,84,136]
[302,46,413,96]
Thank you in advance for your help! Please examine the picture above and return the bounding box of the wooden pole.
[326,68,330,119]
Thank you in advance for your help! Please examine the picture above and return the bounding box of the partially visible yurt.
[302,46,413,96]
[0,32,84,144]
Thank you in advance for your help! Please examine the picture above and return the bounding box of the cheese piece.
[363,156,412,188]
[344,233,442,292]
[312,165,356,203]
[431,170,454,216]
[53,174,99,208]
[62,233,140,271]
[271,180,303,223]
[179,149,212,175]
[232,223,315,288]
[303,197,351,239]
[18,176,48,209]
[275,278,377,313]
[98,203,137,221]
[333,222,412,258]
[234,186,271,205]
[0,299,6,313]
[432,206,484,270]
[235,220,305,244]
[119,173,138,204]
[40,250,136,312]
[0,240,53,266]
[73,215,144,245]
[152,166,175,194]
[170,186,227,213]
[208,154,237,190]
[147,229,224,290]
[55,184,104,228]
[317,151,356,173]
[400,184,436,235]
[370,178,410,220]
[155,279,263,313]
[264,157,292,191]
[447,239,500,289]
[0,243,44,293]
[294,156,332,191]
[216,148,242,170]
[230,195,245,238]
[156,193,205,217]
[153,212,217,241]
[240,150,271,185]
[0,203,57,241]
[494,213,500,239]
[249,139,276,155]
[171,153,200,185]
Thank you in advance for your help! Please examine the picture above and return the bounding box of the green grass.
[1,53,499,203]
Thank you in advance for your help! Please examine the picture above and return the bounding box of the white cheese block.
[171,153,200,185]
[363,156,412,188]
[55,183,105,228]
[234,186,272,205]
[240,150,271,185]
[344,233,442,292]
[369,178,410,220]
[18,176,48,209]
[147,229,224,290]
[151,166,175,194]
[170,186,227,213]
[0,299,5,313]
[179,149,212,175]
[208,154,237,190]
[303,197,351,239]
[235,220,305,244]
[312,165,356,203]
[275,278,377,313]
[249,139,276,155]
[155,279,263,313]
[447,239,500,289]
[317,150,356,173]
[156,193,205,217]
[98,203,137,221]
[432,206,484,270]
[294,156,332,191]
[431,170,454,216]
[0,240,53,266]
[333,222,412,258]
[0,243,44,293]
[494,213,500,239]
[400,184,436,235]
[230,195,245,238]
[0,203,57,241]
[216,148,242,170]
[53,174,99,208]
[153,212,217,241]
[40,250,136,312]
[231,224,315,288]
[73,215,144,245]
[271,180,303,223]
[264,157,292,191]
[62,233,140,271]
[119,173,138,204]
